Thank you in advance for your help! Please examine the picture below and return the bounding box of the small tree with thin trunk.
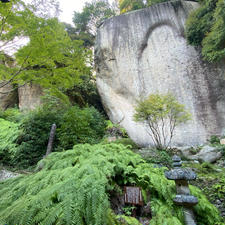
[133,93,191,149]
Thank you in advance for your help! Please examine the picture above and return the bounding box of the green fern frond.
[0,143,223,225]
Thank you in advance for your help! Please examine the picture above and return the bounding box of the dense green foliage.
[208,135,225,158]
[119,0,145,13]
[0,143,222,224]
[65,73,105,112]
[0,107,61,167]
[0,0,91,101]
[15,107,62,168]
[65,0,116,48]
[58,105,106,150]
[119,0,225,62]
[186,0,225,62]
[0,105,106,168]
[118,0,168,13]
[134,94,191,149]
[0,118,20,164]
[105,120,128,138]
[0,0,104,108]
[0,107,22,122]
[105,138,140,149]
[185,162,225,224]
[139,148,173,168]
[0,0,28,44]
[72,0,116,46]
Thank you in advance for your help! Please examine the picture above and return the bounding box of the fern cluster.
[0,143,223,224]
[0,104,106,168]
[0,118,20,164]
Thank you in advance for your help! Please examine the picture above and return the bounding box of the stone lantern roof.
[165,168,197,180]
[173,195,198,207]
[165,155,197,180]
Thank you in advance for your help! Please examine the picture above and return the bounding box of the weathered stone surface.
[18,83,43,110]
[172,155,182,167]
[165,168,197,180]
[0,82,18,110]
[183,207,197,225]
[175,180,190,195]
[173,194,198,206]
[173,161,182,167]
[192,145,222,163]
[0,169,19,181]
[179,145,222,162]
[95,0,225,147]
[178,146,195,158]
[172,155,181,162]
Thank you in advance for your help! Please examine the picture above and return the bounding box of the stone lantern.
[165,156,198,225]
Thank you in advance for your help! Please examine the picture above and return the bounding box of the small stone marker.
[220,139,225,145]
[124,186,143,205]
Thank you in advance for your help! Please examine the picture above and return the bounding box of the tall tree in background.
[72,0,116,47]
[0,0,30,54]
[186,0,225,62]
[118,0,145,13]
[0,0,91,101]
[118,0,168,13]
[60,0,116,110]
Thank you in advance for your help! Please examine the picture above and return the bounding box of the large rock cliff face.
[95,0,225,147]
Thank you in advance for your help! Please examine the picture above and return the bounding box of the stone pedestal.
[165,156,198,225]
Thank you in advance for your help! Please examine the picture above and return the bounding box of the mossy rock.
[116,215,142,225]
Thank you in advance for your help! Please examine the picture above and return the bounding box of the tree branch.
[0,4,13,38]
[0,82,28,94]
[0,54,30,88]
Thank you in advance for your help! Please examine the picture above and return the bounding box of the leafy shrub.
[109,138,140,149]
[200,161,217,173]
[105,120,128,138]
[209,135,220,145]
[134,93,191,149]
[65,74,105,113]
[185,0,225,62]
[144,148,173,168]
[0,103,106,168]
[14,106,62,168]
[0,108,22,123]
[117,215,142,225]
[119,0,169,14]
[0,119,20,165]
[191,185,223,225]
[58,106,106,149]
[212,177,225,199]
[0,143,222,225]
[217,145,225,157]
[208,135,225,157]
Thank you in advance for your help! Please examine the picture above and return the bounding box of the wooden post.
[45,123,56,157]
